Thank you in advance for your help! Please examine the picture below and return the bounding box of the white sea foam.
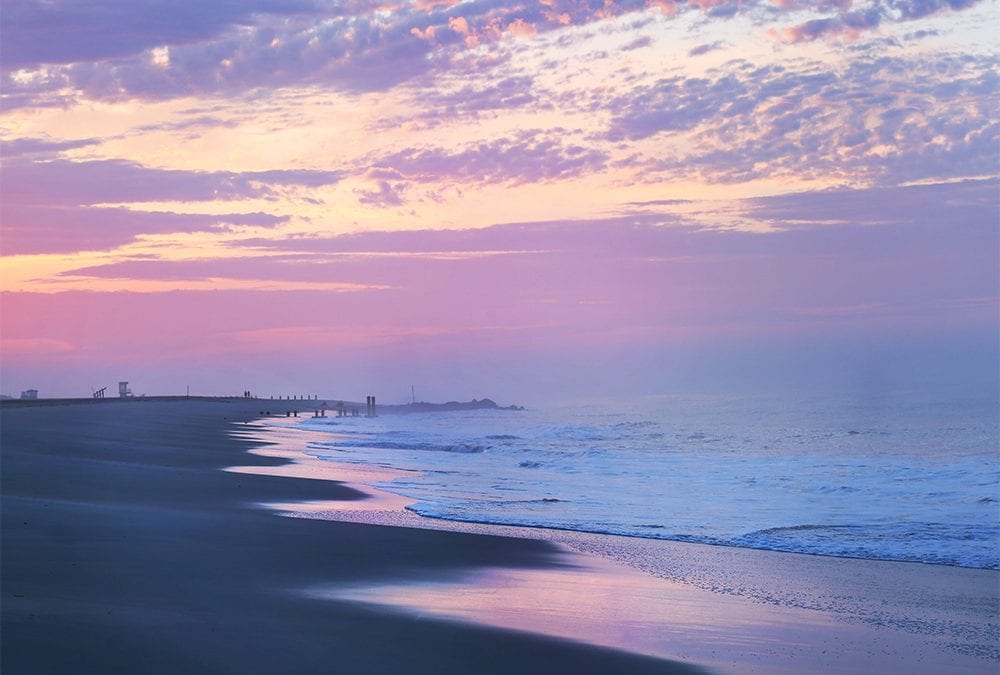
[295,392,1000,569]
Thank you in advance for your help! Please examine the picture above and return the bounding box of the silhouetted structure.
[118,382,132,398]
[93,387,107,399]
[20,389,38,400]
[366,396,376,417]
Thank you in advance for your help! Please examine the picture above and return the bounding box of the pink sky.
[1,0,997,402]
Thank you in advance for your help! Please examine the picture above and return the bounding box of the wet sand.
[2,398,997,673]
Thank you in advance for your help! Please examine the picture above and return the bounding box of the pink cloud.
[506,18,538,37]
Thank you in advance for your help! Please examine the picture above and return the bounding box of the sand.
[1,398,701,674]
[2,398,997,674]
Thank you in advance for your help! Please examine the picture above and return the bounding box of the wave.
[299,394,999,571]
[404,507,1000,569]
[316,440,488,454]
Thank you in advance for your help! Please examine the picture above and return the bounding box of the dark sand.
[1,398,704,674]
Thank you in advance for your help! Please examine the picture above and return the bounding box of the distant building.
[118,381,132,398]
[20,389,38,399]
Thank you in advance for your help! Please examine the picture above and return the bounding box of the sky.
[1,0,997,404]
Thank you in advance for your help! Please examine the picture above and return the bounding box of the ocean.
[295,392,999,569]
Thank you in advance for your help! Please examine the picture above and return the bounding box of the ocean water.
[296,392,1000,569]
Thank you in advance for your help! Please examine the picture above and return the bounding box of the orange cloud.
[506,18,537,37]
[410,26,437,42]
[448,16,470,34]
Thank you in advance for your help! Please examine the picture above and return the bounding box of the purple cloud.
[133,115,240,135]
[622,36,653,51]
[5,0,985,110]
[745,179,998,230]
[776,0,982,42]
[59,253,344,282]
[606,53,998,184]
[1,206,287,255]
[2,136,104,158]
[0,0,324,69]
[230,179,997,261]
[355,181,408,208]
[688,41,725,56]
[369,129,608,187]
[230,213,680,256]
[0,157,333,254]
[369,75,541,133]
[0,158,343,206]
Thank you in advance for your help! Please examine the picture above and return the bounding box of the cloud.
[0,157,336,254]
[355,180,408,208]
[431,75,536,119]
[231,178,998,274]
[38,186,1000,341]
[5,188,995,400]
[1,136,104,158]
[623,198,693,207]
[622,36,653,51]
[605,52,998,184]
[0,0,324,69]
[1,157,343,206]
[368,129,608,187]
[370,75,541,132]
[6,0,986,110]
[743,179,999,231]
[58,249,552,289]
[688,40,725,56]
[0,1,584,106]
[773,0,983,43]
[1,206,287,255]
[132,115,241,134]
[904,28,940,40]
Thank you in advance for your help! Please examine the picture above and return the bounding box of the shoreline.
[242,416,997,572]
[2,400,997,673]
[2,398,705,674]
[234,416,1000,673]
[272,401,1000,573]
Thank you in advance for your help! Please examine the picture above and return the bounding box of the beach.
[2,398,997,674]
